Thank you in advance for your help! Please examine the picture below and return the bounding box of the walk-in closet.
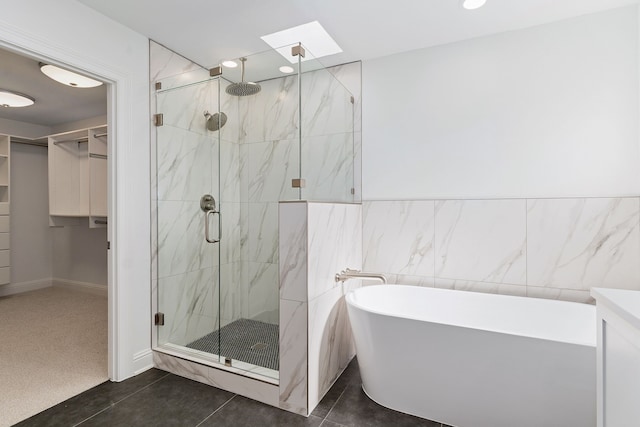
[0,45,109,426]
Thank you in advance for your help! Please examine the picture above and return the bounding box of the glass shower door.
[214,47,301,379]
[155,74,222,363]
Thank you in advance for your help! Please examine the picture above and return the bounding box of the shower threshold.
[155,339,279,384]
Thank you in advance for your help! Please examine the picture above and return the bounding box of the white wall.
[0,118,51,139]
[363,6,639,200]
[0,0,151,380]
[51,114,107,135]
[52,227,107,285]
[10,143,52,284]
[360,6,640,304]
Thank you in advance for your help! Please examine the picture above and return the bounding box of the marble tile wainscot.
[362,197,640,303]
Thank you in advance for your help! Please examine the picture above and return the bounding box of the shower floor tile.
[186,318,279,370]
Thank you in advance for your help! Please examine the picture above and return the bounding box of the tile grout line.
[320,385,349,424]
[193,394,238,427]
[72,372,171,426]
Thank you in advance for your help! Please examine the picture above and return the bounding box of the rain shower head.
[204,111,227,131]
[226,81,261,96]
[226,57,261,96]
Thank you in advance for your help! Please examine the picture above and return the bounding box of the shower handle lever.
[201,194,221,244]
[205,210,221,244]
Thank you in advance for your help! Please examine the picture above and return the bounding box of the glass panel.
[155,74,221,363]
[214,46,302,379]
[300,45,355,202]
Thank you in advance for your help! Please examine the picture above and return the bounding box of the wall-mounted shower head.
[204,110,227,131]
[226,57,261,96]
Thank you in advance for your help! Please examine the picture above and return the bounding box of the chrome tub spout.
[335,268,387,284]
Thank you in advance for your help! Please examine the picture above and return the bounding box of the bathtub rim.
[346,284,596,348]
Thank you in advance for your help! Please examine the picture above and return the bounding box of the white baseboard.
[53,278,108,297]
[0,278,52,297]
[133,349,154,375]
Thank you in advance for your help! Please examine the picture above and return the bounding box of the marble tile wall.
[152,42,227,346]
[363,197,640,303]
[236,62,361,321]
[153,49,220,346]
[238,78,299,322]
[150,40,206,86]
[306,203,362,411]
[278,201,362,415]
[301,64,357,203]
[278,202,308,415]
[328,62,362,202]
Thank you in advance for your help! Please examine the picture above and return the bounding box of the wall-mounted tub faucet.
[335,268,387,284]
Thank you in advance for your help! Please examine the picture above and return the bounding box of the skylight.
[260,21,342,64]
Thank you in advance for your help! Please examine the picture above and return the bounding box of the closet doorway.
[0,45,110,426]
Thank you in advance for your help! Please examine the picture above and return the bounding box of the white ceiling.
[0,47,106,128]
[78,0,638,69]
[1,0,637,130]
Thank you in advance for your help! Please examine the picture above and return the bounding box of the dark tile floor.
[15,358,452,427]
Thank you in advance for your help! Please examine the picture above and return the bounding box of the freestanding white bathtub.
[346,285,596,427]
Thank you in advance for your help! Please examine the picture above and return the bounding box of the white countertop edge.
[592,287,640,331]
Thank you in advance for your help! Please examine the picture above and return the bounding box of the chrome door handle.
[201,194,221,244]
[205,209,221,244]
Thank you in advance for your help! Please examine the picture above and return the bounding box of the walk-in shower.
[152,43,355,381]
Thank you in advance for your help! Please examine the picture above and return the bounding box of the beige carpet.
[0,286,108,426]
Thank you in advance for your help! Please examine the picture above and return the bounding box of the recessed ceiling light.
[222,60,238,68]
[39,63,103,88]
[462,0,487,10]
[261,21,342,64]
[279,66,295,74]
[0,89,35,107]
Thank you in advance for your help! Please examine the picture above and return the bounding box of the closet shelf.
[49,125,107,227]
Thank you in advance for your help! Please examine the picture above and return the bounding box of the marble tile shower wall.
[327,62,362,202]
[300,67,355,202]
[151,40,244,344]
[151,39,363,350]
[155,80,221,346]
[362,198,640,303]
[235,63,360,324]
[236,76,298,325]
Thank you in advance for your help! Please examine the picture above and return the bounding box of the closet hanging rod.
[93,132,108,138]
[11,140,48,148]
[94,219,108,225]
[53,138,88,145]
[89,153,107,159]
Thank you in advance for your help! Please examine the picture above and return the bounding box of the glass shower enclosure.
[153,43,354,381]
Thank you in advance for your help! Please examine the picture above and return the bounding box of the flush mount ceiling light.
[39,63,103,88]
[261,21,342,64]
[0,89,35,108]
[279,66,295,74]
[222,60,238,68]
[462,0,487,10]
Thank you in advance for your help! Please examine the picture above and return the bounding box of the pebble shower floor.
[187,318,279,370]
